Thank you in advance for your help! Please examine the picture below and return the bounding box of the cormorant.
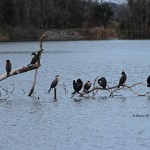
[84,81,92,92]
[6,59,11,76]
[27,52,40,66]
[72,78,83,94]
[48,75,60,92]
[118,71,127,88]
[98,77,107,89]
[147,75,150,87]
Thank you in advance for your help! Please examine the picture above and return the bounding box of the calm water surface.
[0,40,150,150]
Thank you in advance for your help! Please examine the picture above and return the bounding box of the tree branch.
[92,76,99,98]
[0,64,40,81]
[40,32,46,50]
[125,84,149,96]
[78,82,148,98]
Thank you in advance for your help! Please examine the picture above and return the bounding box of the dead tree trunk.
[28,33,46,96]
[28,69,38,96]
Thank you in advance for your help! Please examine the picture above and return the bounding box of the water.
[0,40,150,150]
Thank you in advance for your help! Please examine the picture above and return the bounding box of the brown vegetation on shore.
[0,33,9,41]
[0,27,118,42]
[87,27,117,40]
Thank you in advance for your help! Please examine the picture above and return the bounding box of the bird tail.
[48,87,51,93]
[72,91,76,94]
[7,72,9,76]
[117,84,120,88]
[147,84,150,87]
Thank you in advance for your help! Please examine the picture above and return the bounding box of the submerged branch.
[0,96,10,101]
[0,82,15,94]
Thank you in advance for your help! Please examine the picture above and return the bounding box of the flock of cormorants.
[48,71,128,95]
[47,71,150,95]
[4,52,150,95]
[71,71,127,94]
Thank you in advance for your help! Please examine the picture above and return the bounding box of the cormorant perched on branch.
[147,75,150,87]
[84,81,92,92]
[118,71,127,88]
[98,77,107,89]
[48,75,60,92]
[6,60,11,76]
[27,52,40,66]
[72,79,83,94]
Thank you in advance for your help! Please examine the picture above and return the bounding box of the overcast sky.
[103,0,125,3]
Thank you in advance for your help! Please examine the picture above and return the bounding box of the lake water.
[0,40,150,150]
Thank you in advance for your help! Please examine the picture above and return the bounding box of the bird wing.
[76,82,83,92]
[6,62,11,72]
[84,82,88,90]
[73,80,76,90]
[31,55,38,64]
[51,79,58,88]
[119,75,126,86]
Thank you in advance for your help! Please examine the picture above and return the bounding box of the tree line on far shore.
[0,0,150,39]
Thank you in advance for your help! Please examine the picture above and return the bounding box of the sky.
[103,0,125,3]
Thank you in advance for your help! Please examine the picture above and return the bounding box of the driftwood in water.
[89,76,149,98]
[86,83,148,98]
[71,76,149,100]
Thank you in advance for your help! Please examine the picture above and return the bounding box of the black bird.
[118,71,127,88]
[6,59,12,76]
[48,75,60,92]
[72,78,83,94]
[84,81,92,92]
[147,75,150,87]
[27,52,40,66]
[98,77,107,89]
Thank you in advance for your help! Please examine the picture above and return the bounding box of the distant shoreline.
[0,27,150,42]
[0,27,117,42]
